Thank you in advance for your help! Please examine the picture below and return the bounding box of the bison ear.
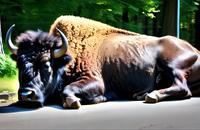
[10,54,17,61]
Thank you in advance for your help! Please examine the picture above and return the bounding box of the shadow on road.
[0,102,41,113]
[0,101,65,113]
[1,97,200,114]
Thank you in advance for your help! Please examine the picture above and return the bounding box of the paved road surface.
[0,98,200,130]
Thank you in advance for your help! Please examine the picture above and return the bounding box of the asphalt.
[0,98,200,130]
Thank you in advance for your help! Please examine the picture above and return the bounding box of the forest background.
[1,0,200,49]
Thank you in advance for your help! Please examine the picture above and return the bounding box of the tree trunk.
[121,8,129,29]
[161,0,177,36]
[122,8,129,23]
[195,3,200,49]
[153,13,158,36]
[144,16,148,34]
[0,17,4,55]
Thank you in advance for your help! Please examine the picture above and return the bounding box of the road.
[0,98,200,130]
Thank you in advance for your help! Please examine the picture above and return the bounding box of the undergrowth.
[0,55,17,78]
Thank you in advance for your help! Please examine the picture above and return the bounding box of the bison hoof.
[145,91,159,103]
[63,96,81,109]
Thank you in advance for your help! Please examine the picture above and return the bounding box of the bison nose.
[20,89,35,100]
[18,88,44,107]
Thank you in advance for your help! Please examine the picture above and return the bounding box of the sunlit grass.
[0,54,18,93]
[0,77,19,93]
[0,55,17,78]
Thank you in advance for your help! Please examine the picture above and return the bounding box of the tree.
[161,0,177,36]
[0,0,198,47]
[195,1,200,49]
[0,17,4,54]
[0,0,23,54]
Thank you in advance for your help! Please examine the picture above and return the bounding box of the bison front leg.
[61,76,105,109]
[62,86,81,109]
[145,53,197,103]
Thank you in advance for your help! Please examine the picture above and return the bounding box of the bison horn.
[6,24,18,55]
[52,28,68,58]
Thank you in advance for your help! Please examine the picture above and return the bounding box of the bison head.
[6,25,71,107]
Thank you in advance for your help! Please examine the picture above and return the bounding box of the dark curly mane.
[16,30,61,49]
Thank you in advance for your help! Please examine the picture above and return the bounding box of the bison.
[6,15,200,109]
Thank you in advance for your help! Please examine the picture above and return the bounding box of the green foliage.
[0,0,161,41]
[0,0,199,45]
[118,0,160,18]
[179,0,199,43]
[0,55,17,78]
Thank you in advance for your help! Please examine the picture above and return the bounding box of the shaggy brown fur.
[49,15,139,77]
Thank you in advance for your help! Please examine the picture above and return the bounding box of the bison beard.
[6,15,200,109]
